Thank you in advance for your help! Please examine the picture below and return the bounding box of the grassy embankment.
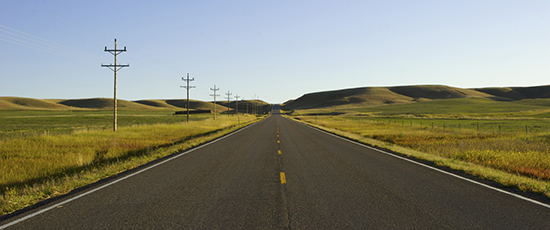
[0,97,269,215]
[285,97,550,197]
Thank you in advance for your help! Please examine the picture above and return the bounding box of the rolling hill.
[59,98,157,110]
[0,97,233,111]
[283,85,550,110]
[0,97,71,111]
[474,85,550,100]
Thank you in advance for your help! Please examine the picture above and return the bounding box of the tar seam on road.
[292,118,550,210]
[0,119,267,230]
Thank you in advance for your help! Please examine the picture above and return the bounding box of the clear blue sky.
[1,0,549,103]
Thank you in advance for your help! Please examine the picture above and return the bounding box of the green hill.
[283,84,550,110]
[217,100,271,114]
[474,85,550,100]
[164,99,229,111]
[283,87,403,110]
[0,97,238,111]
[59,98,157,110]
[389,85,492,100]
[0,97,71,111]
[133,100,180,109]
[283,85,494,110]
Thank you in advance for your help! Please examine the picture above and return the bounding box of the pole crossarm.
[225,91,232,101]
[101,64,129,72]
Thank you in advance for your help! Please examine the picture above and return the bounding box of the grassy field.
[0,109,266,215]
[285,97,550,198]
[0,110,209,139]
[353,98,550,118]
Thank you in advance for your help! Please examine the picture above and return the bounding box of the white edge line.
[0,120,263,229]
[292,119,550,209]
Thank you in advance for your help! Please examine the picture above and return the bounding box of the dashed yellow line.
[280,172,286,184]
[277,140,280,143]
[278,150,282,155]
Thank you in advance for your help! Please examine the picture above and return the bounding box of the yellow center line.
[280,172,286,184]
[278,150,282,155]
[277,140,280,143]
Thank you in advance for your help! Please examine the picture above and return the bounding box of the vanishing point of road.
[2,105,550,229]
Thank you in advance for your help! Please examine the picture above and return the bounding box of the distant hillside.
[474,85,550,100]
[283,87,412,109]
[59,98,156,110]
[0,97,237,111]
[139,99,229,111]
[0,97,71,110]
[389,85,492,100]
[217,100,271,114]
[283,85,550,110]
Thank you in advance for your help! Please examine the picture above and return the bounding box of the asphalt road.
[2,106,550,229]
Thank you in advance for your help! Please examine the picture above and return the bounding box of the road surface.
[2,105,550,229]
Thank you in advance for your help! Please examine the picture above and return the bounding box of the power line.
[16,0,112,41]
[0,24,103,61]
[2,1,183,77]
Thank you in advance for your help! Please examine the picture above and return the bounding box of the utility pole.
[253,94,257,115]
[235,94,240,116]
[181,73,195,123]
[245,98,249,114]
[101,39,129,132]
[225,90,232,116]
[235,94,240,125]
[210,85,219,120]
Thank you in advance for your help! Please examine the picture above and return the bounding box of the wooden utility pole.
[235,94,240,116]
[225,91,232,116]
[245,98,249,114]
[181,73,195,122]
[101,39,129,132]
[253,94,257,115]
[210,85,219,120]
[235,94,240,125]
